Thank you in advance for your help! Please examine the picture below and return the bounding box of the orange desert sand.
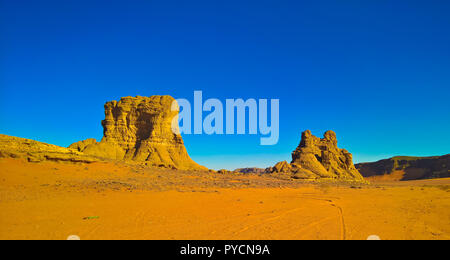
[1,158,449,240]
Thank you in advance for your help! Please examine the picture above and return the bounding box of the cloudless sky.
[1,0,449,170]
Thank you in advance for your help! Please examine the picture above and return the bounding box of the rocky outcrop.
[266,161,292,173]
[69,139,97,152]
[356,155,450,181]
[0,134,98,164]
[269,130,364,180]
[71,96,206,171]
[217,169,233,174]
[291,130,363,180]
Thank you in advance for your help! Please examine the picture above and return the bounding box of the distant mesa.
[264,130,365,181]
[69,96,206,171]
[235,168,266,174]
[356,155,450,181]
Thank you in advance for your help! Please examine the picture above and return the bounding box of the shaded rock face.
[71,96,206,171]
[356,155,450,181]
[269,130,364,180]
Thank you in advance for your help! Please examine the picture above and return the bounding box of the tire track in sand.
[232,195,347,240]
[296,195,346,240]
[330,203,346,240]
[233,207,304,235]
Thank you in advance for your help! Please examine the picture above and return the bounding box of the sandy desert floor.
[0,158,449,240]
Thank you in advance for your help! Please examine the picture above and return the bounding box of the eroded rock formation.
[269,130,364,180]
[268,161,292,173]
[69,139,97,152]
[71,96,206,171]
[0,134,98,164]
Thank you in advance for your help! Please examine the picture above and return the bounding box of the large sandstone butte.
[267,130,364,181]
[70,96,206,171]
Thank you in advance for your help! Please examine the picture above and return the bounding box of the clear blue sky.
[1,0,449,170]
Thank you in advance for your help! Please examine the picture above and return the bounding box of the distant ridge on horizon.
[356,154,450,181]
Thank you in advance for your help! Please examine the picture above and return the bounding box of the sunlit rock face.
[290,130,364,180]
[70,96,206,171]
[267,130,364,181]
